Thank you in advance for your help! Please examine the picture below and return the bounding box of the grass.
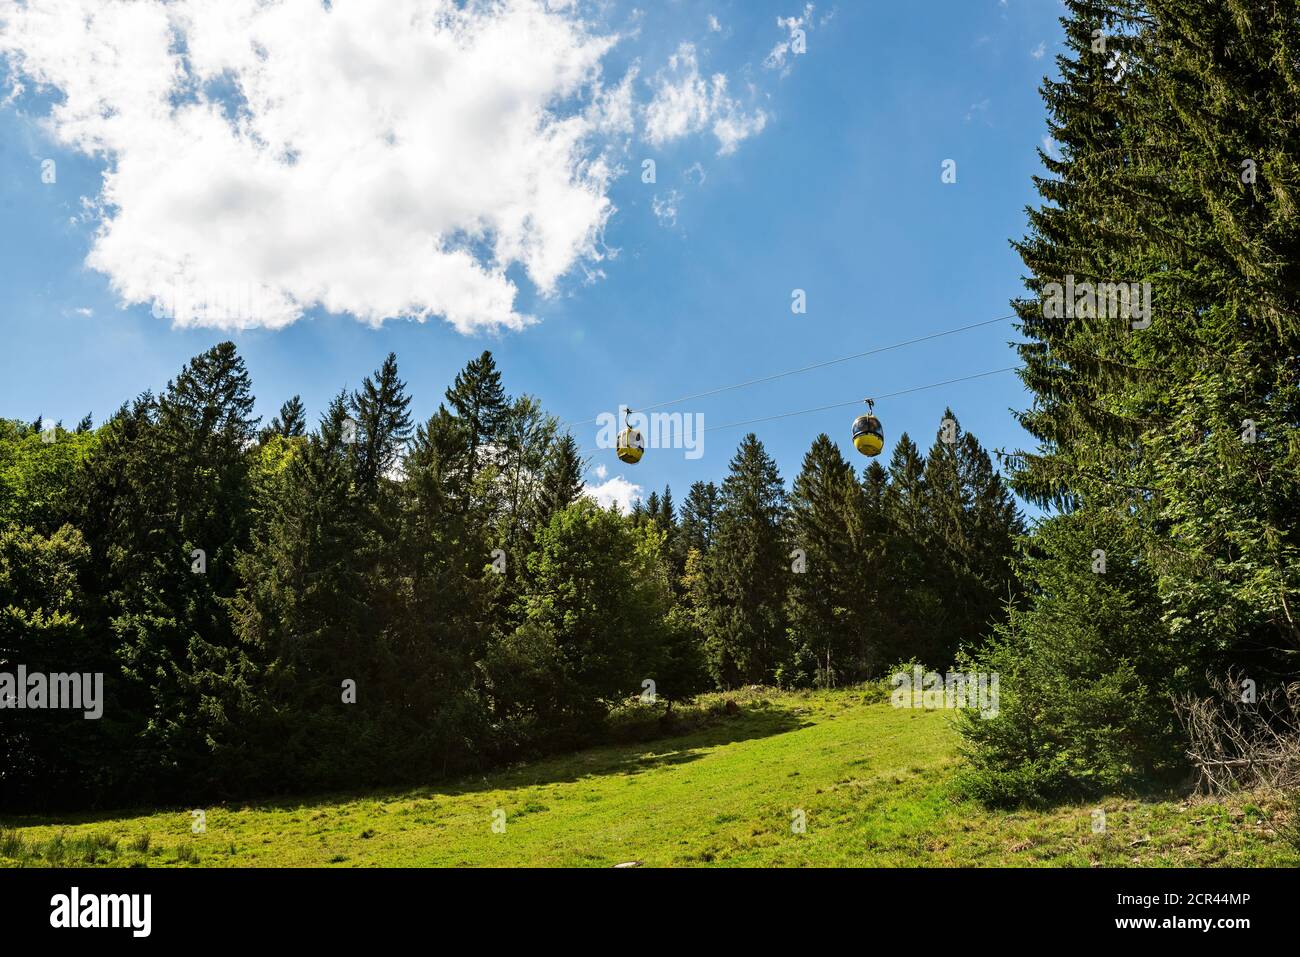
[2,687,1297,867]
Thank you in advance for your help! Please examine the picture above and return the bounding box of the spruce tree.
[701,434,789,687]
[444,350,509,490]
[963,0,1300,800]
[680,480,721,554]
[534,433,585,528]
[78,343,259,795]
[262,395,307,441]
[349,353,413,494]
[643,491,661,524]
[231,393,377,790]
[786,434,872,686]
[876,433,938,665]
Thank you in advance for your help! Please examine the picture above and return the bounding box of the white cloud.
[652,189,682,227]
[1042,134,1060,159]
[708,15,722,33]
[584,474,641,513]
[643,42,766,156]
[0,0,635,335]
[589,67,639,139]
[764,3,816,76]
[593,462,608,480]
[1030,41,1046,59]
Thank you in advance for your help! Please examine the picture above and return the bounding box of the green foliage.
[533,433,585,530]
[960,0,1300,804]
[259,395,306,442]
[487,500,668,743]
[958,511,1188,805]
[701,434,790,687]
[0,523,105,803]
[0,422,97,533]
[1,341,1020,810]
[785,435,876,686]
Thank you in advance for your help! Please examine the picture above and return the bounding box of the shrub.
[956,511,1190,805]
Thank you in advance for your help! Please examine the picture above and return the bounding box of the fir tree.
[701,434,789,687]
[535,433,585,528]
[680,480,721,554]
[444,350,509,490]
[262,395,307,441]
[349,353,413,494]
[786,434,872,686]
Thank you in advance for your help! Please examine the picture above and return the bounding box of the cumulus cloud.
[584,473,641,513]
[0,0,635,334]
[644,42,766,156]
[764,3,816,76]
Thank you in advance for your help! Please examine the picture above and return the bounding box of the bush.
[485,500,670,744]
[956,511,1190,805]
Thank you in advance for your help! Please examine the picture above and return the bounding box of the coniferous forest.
[0,344,1023,808]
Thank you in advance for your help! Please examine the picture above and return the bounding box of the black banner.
[0,867,1288,943]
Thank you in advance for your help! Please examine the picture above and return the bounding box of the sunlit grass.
[3,688,1296,867]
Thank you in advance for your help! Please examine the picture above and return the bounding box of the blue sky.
[0,0,1066,510]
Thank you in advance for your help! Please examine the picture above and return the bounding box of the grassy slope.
[3,689,1297,867]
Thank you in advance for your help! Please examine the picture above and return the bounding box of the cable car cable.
[700,367,1018,435]
[560,313,1016,428]
[576,365,1018,457]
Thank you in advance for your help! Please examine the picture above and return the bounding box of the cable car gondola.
[851,399,884,457]
[616,409,645,464]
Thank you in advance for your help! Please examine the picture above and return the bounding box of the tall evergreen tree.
[680,480,721,554]
[964,0,1300,801]
[643,490,661,528]
[534,433,585,529]
[349,353,413,495]
[231,393,377,789]
[385,403,496,777]
[444,350,509,493]
[875,434,939,664]
[786,434,873,686]
[77,343,259,795]
[701,435,789,687]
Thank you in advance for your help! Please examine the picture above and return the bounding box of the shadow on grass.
[3,702,812,830]
[267,703,811,809]
[950,766,1204,816]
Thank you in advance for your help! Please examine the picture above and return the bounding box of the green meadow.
[3,689,1296,868]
